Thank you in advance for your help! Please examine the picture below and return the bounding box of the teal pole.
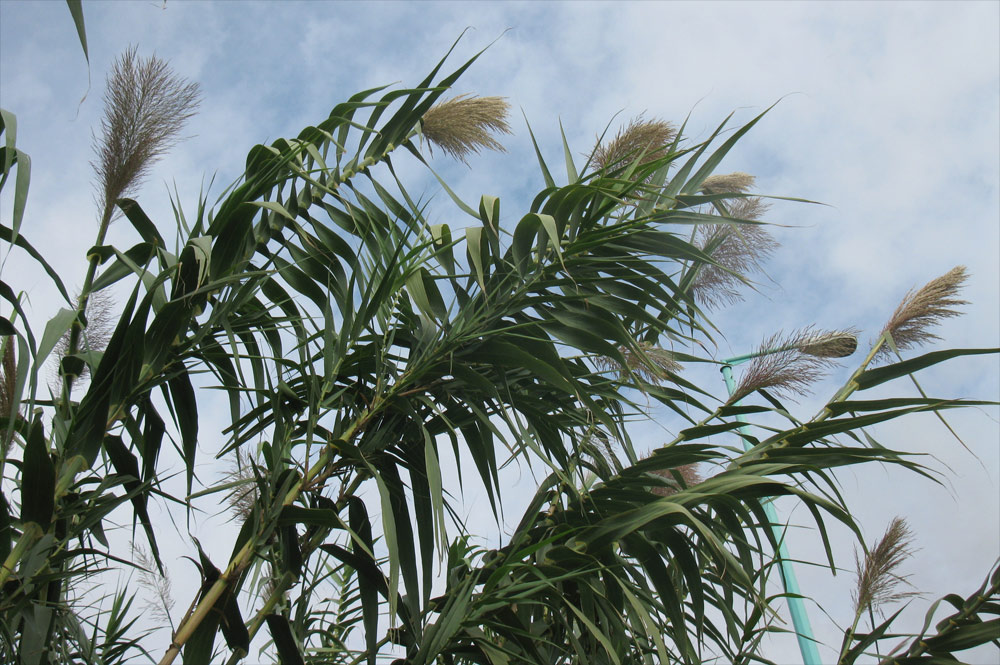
[721,362,822,665]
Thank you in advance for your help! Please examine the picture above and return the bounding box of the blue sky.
[2,1,998,663]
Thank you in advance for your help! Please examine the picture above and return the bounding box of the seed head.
[582,429,618,465]
[700,172,756,194]
[727,327,856,404]
[878,266,968,361]
[596,341,681,385]
[691,198,777,309]
[592,116,676,175]
[421,94,511,165]
[54,289,116,387]
[853,517,918,615]
[650,463,702,497]
[795,329,859,359]
[93,46,201,223]
[223,447,260,521]
[134,545,176,629]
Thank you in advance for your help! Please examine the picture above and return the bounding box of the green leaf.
[853,348,998,391]
[512,212,542,271]
[0,108,16,175]
[219,588,250,655]
[183,552,222,664]
[466,226,487,292]
[429,223,455,274]
[103,434,159,567]
[825,397,993,416]
[406,267,448,322]
[524,114,555,188]
[65,0,89,63]
[88,242,159,294]
[347,497,381,665]
[168,370,199,496]
[922,618,1000,654]
[479,194,501,236]
[680,104,775,195]
[117,198,164,246]
[424,430,447,556]
[10,148,29,239]
[559,119,579,184]
[265,614,305,665]
[37,308,77,371]
[416,154,478,218]
[0,491,10,564]
[0,223,72,303]
[475,340,578,396]
[21,417,54,528]
[841,606,905,664]
[278,506,344,529]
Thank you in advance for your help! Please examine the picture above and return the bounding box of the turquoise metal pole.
[721,363,821,665]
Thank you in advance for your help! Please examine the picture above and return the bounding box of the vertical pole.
[721,364,822,665]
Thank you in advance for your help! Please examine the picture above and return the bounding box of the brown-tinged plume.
[134,545,176,631]
[54,290,116,385]
[878,266,968,361]
[592,115,676,174]
[728,327,859,404]
[700,171,756,194]
[222,447,260,521]
[93,46,201,224]
[651,463,702,497]
[596,341,681,385]
[691,197,778,309]
[853,517,918,615]
[421,95,511,165]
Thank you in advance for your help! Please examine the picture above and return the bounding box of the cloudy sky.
[1,1,998,663]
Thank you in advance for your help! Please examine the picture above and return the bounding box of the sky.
[1,1,998,663]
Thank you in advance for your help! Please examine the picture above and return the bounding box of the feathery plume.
[700,172,756,194]
[650,463,702,497]
[421,95,511,165]
[93,46,201,223]
[134,545,176,630]
[263,563,284,601]
[592,115,676,174]
[690,198,778,309]
[795,328,860,359]
[878,266,968,361]
[853,517,918,615]
[596,341,681,385]
[54,290,116,386]
[582,429,617,462]
[728,327,857,404]
[222,447,260,521]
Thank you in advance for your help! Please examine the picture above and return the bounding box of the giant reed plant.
[1,14,997,665]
